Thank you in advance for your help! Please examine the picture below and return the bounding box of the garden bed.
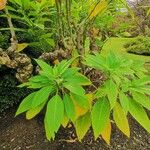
[0,108,150,150]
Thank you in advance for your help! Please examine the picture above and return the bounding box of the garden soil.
[0,108,150,150]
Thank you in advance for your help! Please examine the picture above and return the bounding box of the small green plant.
[125,36,150,55]
[16,58,91,140]
[84,52,150,141]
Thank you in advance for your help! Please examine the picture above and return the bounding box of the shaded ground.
[0,108,150,150]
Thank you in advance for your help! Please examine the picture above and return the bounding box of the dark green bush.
[125,36,150,55]
[0,68,32,112]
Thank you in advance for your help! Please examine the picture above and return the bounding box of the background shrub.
[0,67,32,112]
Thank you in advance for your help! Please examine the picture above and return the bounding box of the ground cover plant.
[0,0,150,147]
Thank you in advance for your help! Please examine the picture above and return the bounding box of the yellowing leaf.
[53,59,59,65]
[71,49,79,67]
[75,112,91,141]
[62,114,69,128]
[101,120,111,145]
[26,103,45,120]
[89,0,108,20]
[113,102,130,137]
[16,43,29,52]
[74,101,88,118]
[0,0,7,10]
[86,93,94,109]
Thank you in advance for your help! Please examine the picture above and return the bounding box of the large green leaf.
[84,54,107,71]
[16,92,36,116]
[32,86,52,108]
[62,67,80,79]
[64,74,91,86]
[75,112,91,141]
[132,91,150,111]
[113,102,130,137]
[106,80,118,109]
[119,91,129,114]
[35,59,54,79]
[129,100,150,133]
[29,75,50,83]
[45,94,64,135]
[57,58,75,75]
[63,83,85,96]
[92,97,110,139]
[63,94,76,122]
[71,93,89,109]
[107,51,119,69]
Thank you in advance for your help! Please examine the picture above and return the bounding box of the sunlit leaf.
[92,97,110,139]
[16,43,29,52]
[26,102,45,120]
[113,102,130,137]
[101,120,111,145]
[75,112,91,141]
[129,100,150,133]
[89,0,108,20]
[16,92,36,116]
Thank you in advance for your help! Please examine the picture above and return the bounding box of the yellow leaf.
[62,114,69,128]
[71,49,79,67]
[86,93,94,109]
[26,103,45,120]
[89,0,108,20]
[71,96,87,118]
[53,59,59,65]
[0,0,7,10]
[101,120,111,145]
[113,102,130,137]
[16,43,29,52]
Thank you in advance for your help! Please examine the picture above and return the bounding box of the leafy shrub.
[16,58,91,140]
[85,52,150,141]
[125,36,150,55]
[0,0,55,52]
[16,53,150,143]
[0,69,31,112]
[0,32,9,49]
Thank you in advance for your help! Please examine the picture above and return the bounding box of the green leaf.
[62,67,80,79]
[92,97,110,139]
[57,58,75,75]
[63,83,85,96]
[44,117,55,140]
[84,54,107,71]
[64,74,91,86]
[45,94,64,134]
[106,80,118,109]
[113,102,130,137]
[32,86,52,108]
[16,92,36,116]
[107,51,119,69]
[119,91,129,114]
[129,100,150,133]
[63,94,76,122]
[35,59,54,79]
[71,93,89,109]
[75,112,91,141]
[132,91,150,111]
[132,77,150,86]
[94,86,107,98]
[29,75,49,83]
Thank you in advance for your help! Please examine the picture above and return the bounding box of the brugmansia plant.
[84,52,150,143]
[16,58,92,140]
